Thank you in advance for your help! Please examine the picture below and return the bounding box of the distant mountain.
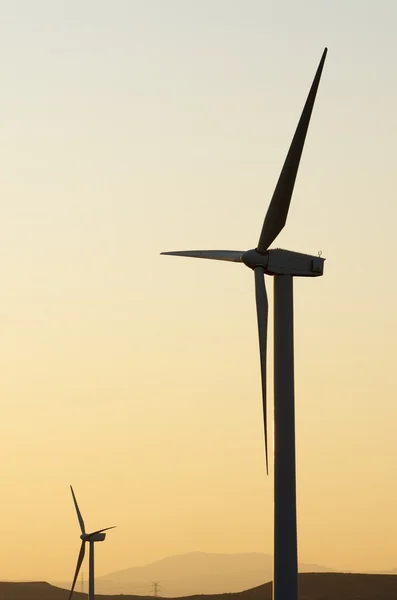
[90,551,334,596]
[5,573,397,600]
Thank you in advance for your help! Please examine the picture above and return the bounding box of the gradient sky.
[1,0,397,584]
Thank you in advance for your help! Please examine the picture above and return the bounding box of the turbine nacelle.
[242,248,325,277]
[81,532,106,542]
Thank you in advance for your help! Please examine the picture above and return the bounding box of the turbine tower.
[69,486,116,600]
[161,49,328,600]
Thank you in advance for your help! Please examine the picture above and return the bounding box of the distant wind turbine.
[69,486,115,600]
[161,49,328,600]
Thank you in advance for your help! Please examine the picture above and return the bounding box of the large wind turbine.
[161,49,328,600]
[69,486,115,600]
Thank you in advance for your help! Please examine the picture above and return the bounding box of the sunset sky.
[1,0,397,584]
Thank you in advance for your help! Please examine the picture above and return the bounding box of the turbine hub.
[242,249,269,270]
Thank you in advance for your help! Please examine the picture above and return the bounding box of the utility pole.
[151,581,161,597]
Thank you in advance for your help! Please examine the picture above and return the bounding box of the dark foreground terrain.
[3,573,397,600]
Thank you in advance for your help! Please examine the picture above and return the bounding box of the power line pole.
[151,581,161,597]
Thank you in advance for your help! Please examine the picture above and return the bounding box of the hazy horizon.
[3,549,397,590]
[1,0,397,584]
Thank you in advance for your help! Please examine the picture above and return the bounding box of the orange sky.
[0,0,397,583]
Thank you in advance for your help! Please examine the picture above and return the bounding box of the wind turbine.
[69,486,115,600]
[161,49,328,600]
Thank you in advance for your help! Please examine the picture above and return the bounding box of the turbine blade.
[161,250,244,263]
[70,486,85,535]
[257,48,327,253]
[69,541,85,600]
[254,267,269,474]
[87,526,116,537]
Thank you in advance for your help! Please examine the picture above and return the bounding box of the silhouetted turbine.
[161,49,328,600]
[69,486,115,600]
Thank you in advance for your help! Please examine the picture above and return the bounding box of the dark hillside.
[3,573,397,600]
